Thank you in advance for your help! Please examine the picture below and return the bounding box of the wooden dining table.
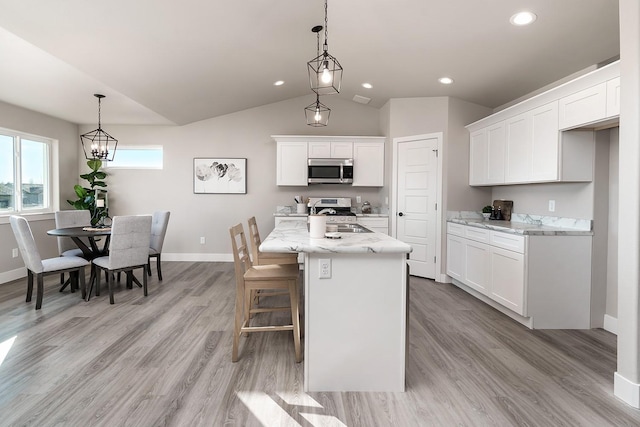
[47,226,112,300]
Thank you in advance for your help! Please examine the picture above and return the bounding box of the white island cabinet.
[260,221,411,392]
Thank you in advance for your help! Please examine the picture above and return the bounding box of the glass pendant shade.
[305,96,331,127]
[80,94,118,161]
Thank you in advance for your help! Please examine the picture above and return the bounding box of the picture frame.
[193,158,247,194]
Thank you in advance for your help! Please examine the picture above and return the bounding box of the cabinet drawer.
[357,217,388,227]
[490,231,525,253]
[447,222,465,237]
[464,226,490,244]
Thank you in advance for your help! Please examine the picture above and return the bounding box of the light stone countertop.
[260,220,412,254]
[448,218,593,236]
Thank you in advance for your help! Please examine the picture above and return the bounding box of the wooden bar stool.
[229,223,301,362]
[247,216,298,265]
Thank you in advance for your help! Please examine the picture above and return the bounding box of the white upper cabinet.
[467,60,618,186]
[352,141,384,187]
[273,136,384,187]
[276,141,308,186]
[469,122,505,186]
[558,83,607,130]
[606,77,621,117]
[308,141,353,158]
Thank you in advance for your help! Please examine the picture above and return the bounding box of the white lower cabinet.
[446,222,592,328]
[489,247,525,315]
[357,217,389,234]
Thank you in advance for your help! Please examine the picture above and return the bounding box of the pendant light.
[307,0,343,95]
[305,94,331,127]
[80,94,118,161]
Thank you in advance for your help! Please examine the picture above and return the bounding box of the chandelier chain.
[323,0,328,50]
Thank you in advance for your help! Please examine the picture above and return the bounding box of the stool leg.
[289,279,302,363]
[232,284,244,362]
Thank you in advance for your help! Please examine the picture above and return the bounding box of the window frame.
[0,126,57,219]
[102,145,163,170]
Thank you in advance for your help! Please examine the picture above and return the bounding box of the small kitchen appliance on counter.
[491,200,513,221]
[308,197,357,223]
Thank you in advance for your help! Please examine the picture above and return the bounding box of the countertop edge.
[447,218,593,236]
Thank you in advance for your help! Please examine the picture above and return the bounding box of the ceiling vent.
[352,94,371,105]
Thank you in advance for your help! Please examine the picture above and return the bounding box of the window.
[104,146,163,169]
[0,128,53,214]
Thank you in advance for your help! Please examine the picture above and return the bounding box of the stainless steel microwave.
[308,158,353,184]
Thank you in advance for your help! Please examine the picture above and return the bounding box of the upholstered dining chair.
[229,223,301,363]
[247,216,298,266]
[92,215,152,304]
[54,209,91,290]
[9,215,89,310]
[147,211,170,280]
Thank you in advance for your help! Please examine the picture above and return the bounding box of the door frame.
[391,132,446,282]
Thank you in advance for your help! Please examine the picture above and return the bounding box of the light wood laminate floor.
[0,261,639,426]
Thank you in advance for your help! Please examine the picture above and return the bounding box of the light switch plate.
[548,200,556,212]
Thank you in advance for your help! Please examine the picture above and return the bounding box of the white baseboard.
[603,314,618,335]
[615,372,640,409]
[0,267,27,285]
[163,253,233,262]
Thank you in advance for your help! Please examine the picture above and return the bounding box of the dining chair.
[147,211,170,280]
[247,216,297,266]
[9,215,89,309]
[229,223,301,363]
[92,215,152,304]
[54,209,91,290]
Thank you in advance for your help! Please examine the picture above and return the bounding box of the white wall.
[0,100,80,279]
[79,94,381,259]
[606,127,619,319]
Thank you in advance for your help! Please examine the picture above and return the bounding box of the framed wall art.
[194,158,247,194]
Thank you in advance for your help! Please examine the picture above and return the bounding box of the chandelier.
[80,94,118,161]
[304,94,331,127]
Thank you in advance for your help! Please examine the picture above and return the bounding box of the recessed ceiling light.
[362,83,373,89]
[438,77,454,85]
[274,80,285,86]
[510,11,537,26]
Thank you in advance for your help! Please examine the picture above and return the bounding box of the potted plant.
[67,159,108,226]
[482,205,493,220]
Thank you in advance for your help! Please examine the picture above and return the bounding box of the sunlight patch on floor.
[276,391,323,408]
[301,413,348,427]
[0,336,16,367]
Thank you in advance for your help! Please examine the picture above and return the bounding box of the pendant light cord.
[323,0,329,52]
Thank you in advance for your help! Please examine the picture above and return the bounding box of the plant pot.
[482,213,491,220]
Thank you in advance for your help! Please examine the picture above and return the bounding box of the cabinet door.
[530,101,559,181]
[486,123,506,184]
[464,239,491,295]
[469,129,487,186]
[358,217,389,235]
[308,141,331,158]
[606,77,621,117]
[331,142,353,158]
[490,247,525,315]
[352,142,384,186]
[505,112,531,183]
[446,234,465,281]
[276,141,308,186]
[558,83,607,130]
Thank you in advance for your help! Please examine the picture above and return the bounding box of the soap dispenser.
[496,207,504,221]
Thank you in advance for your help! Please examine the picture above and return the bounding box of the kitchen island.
[260,220,412,392]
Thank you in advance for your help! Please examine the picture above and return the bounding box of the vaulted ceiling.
[0,0,620,126]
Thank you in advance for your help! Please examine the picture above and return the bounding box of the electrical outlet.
[356,196,361,203]
[548,200,556,212]
[200,237,206,244]
[12,248,19,258]
[318,258,331,279]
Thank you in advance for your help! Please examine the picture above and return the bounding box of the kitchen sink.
[335,224,373,233]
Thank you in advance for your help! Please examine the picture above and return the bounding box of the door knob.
[398,212,404,216]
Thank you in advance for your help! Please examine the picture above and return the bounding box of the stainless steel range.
[308,197,357,224]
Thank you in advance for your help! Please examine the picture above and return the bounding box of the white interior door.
[395,137,438,279]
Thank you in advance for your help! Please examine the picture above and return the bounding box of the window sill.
[0,212,55,225]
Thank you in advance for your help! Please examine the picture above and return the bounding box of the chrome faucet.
[311,200,336,215]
